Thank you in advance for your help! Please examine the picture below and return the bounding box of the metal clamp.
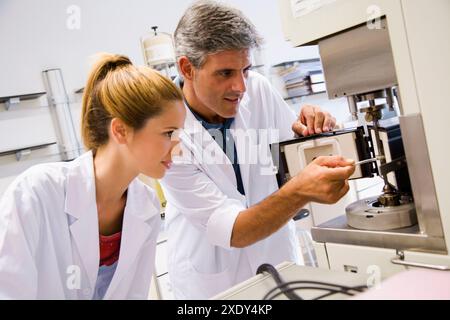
[15,148,31,161]
[391,251,450,271]
[5,97,20,110]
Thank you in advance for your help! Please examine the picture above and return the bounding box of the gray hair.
[174,0,263,68]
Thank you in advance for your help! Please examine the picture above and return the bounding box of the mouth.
[224,97,241,105]
[161,160,172,169]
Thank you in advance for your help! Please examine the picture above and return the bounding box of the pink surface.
[353,269,450,300]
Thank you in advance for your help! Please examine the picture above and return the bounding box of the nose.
[231,72,247,93]
[170,139,183,158]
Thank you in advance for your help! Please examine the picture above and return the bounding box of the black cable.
[267,286,356,300]
[313,285,368,300]
[312,290,344,300]
[268,284,368,300]
[262,279,367,300]
[257,263,368,300]
[280,280,367,292]
[257,264,302,300]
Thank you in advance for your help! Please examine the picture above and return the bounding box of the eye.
[218,70,233,78]
[164,131,174,138]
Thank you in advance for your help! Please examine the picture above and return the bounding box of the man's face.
[191,49,252,122]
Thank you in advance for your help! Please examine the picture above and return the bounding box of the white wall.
[0,0,319,97]
[0,0,185,96]
[0,0,333,196]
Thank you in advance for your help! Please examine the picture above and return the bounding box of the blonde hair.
[81,53,183,150]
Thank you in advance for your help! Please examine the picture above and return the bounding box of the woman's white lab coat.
[161,71,303,299]
[0,151,161,299]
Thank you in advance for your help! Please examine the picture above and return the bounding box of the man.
[160,0,355,299]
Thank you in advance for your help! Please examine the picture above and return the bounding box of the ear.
[110,118,130,144]
[178,56,194,81]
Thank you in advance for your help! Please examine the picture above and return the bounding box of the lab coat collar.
[104,179,158,298]
[65,151,96,220]
[232,96,251,203]
[179,100,249,204]
[181,93,250,136]
[64,151,158,222]
[64,151,158,297]
[182,106,234,171]
[65,151,100,292]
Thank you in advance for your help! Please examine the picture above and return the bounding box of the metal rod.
[372,117,390,186]
[354,156,385,166]
[391,258,450,271]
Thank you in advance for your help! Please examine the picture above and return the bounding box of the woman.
[0,53,185,299]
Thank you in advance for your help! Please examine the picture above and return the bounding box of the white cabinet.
[325,242,406,280]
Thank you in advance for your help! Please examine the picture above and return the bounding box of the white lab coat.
[0,151,161,299]
[160,71,302,299]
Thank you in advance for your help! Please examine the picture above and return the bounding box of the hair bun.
[88,52,132,82]
[105,54,132,69]
[100,53,131,72]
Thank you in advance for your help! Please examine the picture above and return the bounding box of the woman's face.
[126,100,186,179]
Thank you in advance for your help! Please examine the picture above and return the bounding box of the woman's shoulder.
[8,162,69,194]
[0,161,71,228]
[3,152,92,203]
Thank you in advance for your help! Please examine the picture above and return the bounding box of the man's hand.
[292,104,336,136]
[230,155,355,248]
[287,156,355,204]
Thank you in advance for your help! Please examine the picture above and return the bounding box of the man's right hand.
[231,155,355,248]
[287,156,356,204]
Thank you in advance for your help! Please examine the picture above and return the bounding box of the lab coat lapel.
[65,151,100,294]
[104,179,157,298]
[232,96,252,205]
[181,106,244,200]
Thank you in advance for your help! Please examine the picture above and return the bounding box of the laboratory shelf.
[0,92,46,110]
[284,91,326,100]
[0,142,57,160]
[0,92,46,104]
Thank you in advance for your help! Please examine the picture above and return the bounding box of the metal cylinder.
[347,95,358,121]
[386,87,395,112]
[42,68,82,160]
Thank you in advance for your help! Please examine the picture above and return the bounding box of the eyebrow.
[216,64,253,73]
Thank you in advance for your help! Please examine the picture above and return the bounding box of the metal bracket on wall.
[0,142,57,162]
[5,97,20,110]
[15,148,31,161]
[0,92,46,111]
